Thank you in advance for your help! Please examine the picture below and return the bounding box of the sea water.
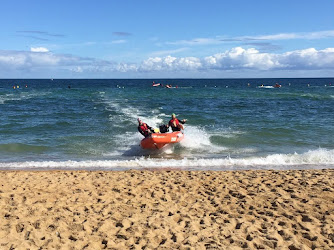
[0,78,333,170]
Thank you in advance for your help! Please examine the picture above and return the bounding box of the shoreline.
[0,163,333,172]
[0,166,333,172]
[0,169,333,249]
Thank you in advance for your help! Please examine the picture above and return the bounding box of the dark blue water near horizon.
[0,78,333,170]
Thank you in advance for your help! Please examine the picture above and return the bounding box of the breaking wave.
[1,148,333,171]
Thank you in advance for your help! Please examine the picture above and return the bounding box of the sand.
[0,169,333,249]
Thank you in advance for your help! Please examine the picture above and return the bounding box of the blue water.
[0,78,333,170]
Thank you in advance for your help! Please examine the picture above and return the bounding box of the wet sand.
[0,169,333,249]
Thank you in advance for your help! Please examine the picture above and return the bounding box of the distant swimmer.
[273,83,281,88]
[137,118,153,137]
[68,85,71,89]
[167,113,187,132]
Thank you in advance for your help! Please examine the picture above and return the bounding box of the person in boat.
[167,113,187,132]
[137,118,153,137]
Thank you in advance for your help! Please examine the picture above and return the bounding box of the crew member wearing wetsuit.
[137,118,153,137]
[168,113,187,132]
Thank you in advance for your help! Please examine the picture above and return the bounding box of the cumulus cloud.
[138,56,201,72]
[30,47,49,52]
[203,47,282,70]
[204,47,334,70]
[141,47,334,72]
[0,47,334,76]
[279,48,334,70]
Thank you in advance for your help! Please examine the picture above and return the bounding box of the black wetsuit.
[169,118,186,132]
[138,123,152,137]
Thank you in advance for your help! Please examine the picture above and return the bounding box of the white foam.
[180,126,227,152]
[1,148,333,171]
[97,92,243,157]
[0,91,51,105]
[0,94,21,104]
[96,92,173,155]
[300,93,322,99]
[98,92,166,127]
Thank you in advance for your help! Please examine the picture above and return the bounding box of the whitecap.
[1,148,333,171]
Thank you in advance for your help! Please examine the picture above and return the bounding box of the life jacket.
[169,118,179,127]
[139,123,149,136]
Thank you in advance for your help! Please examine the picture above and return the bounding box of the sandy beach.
[0,169,333,249]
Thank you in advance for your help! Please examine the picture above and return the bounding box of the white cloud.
[71,66,83,73]
[203,47,282,70]
[139,47,334,72]
[279,48,334,69]
[253,30,334,41]
[0,47,334,76]
[30,47,49,52]
[167,30,334,46]
[204,47,334,70]
[167,37,222,46]
[0,50,96,72]
[150,48,188,57]
[111,40,127,44]
[138,56,201,72]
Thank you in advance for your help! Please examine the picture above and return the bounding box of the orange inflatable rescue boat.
[140,131,184,149]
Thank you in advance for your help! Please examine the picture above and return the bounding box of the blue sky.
[1,0,334,78]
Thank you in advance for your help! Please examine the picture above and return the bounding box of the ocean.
[0,78,333,171]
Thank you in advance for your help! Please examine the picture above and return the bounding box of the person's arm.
[179,119,187,124]
[146,125,153,131]
[144,124,153,133]
[138,127,145,136]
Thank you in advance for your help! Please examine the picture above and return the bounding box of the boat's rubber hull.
[140,132,184,149]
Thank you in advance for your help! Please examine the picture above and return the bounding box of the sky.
[0,0,334,78]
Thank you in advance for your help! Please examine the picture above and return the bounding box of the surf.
[0,148,333,171]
